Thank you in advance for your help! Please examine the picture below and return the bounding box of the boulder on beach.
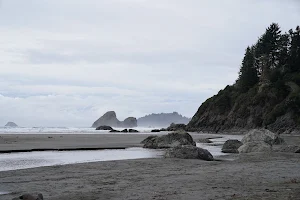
[166,123,186,131]
[165,145,214,161]
[92,111,137,128]
[238,141,272,153]
[110,129,121,133]
[121,129,128,133]
[143,131,196,149]
[198,138,213,143]
[5,122,18,127]
[12,193,43,200]
[95,125,113,131]
[222,140,243,153]
[129,129,139,133]
[140,135,158,144]
[241,129,284,145]
[151,129,160,132]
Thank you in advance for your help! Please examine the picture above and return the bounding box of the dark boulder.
[129,129,139,133]
[141,135,158,144]
[151,129,160,132]
[12,193,43,200]
[166,123,186,131]
[165,145,214,161]
[222,140,243,153]
[198,138,213,143]
[109,129,121,132]
[143,131,196,149]
[95,125,113,131]
[121,129,128,133]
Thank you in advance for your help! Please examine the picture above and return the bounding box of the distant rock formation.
[92,111,137,128]
[5,122,18,127]
[137,112,191,127]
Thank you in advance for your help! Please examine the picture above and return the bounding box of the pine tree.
[237,46,259,92]
[288,26,300,73]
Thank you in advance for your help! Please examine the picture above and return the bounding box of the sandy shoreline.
[0,133,225,153]
[0,133,300,200]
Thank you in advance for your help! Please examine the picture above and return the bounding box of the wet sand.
[0,133,300,200]
[0,133,223,153]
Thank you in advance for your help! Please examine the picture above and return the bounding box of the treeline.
[237,23,300,92]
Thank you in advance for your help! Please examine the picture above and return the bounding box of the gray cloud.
[0,0,299,126]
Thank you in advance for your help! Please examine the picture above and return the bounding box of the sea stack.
[4,122,18,127]
[92,111,137,128]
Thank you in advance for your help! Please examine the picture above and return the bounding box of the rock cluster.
[12,193,43,200]
[92,111,137,128]
[142,131,213,161]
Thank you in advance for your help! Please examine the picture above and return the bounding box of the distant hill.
[187,23,300,134]
[137,112,191,127]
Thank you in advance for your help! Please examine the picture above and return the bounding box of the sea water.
[0,148,164,172]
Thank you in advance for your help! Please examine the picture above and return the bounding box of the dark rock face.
[222,140,243,153]
[109,129,120,132]
[137,112,191,127]
[166,123,186,131]
[165,145,214,161]
[142,131,196,149]
[186,83,300,134]
[92,111,137,128]
[5,122,18,127]
[12,193,43,200]
[95,125,113,131]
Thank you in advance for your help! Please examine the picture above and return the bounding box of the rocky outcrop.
[142,131,196,149]
[137,112,191,127]
[222,140,243,153]
[198,138,213,143]
[5,122,18,127]
[241,129,284,145]
[238,141,272,153]
[165,145,214,161]
[92,111,137,128]
[129,129,139,133]
[123,117,137,128]
[238,129,284,153]
[12,193,43,200]
[151,129,160,132]
[95,125,113,131]
[166,123,186,131]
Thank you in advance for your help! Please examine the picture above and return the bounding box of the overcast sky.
[0,0,299,127]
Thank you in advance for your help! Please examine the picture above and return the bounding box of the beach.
[0,133,300,200]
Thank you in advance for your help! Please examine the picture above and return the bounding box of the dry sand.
[0,133,300,200]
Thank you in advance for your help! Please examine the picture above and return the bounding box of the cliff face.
[137,112,190,127]
[187,82,300,134]
[92,111,137,128]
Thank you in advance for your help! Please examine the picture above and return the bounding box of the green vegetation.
[188,23,300,133]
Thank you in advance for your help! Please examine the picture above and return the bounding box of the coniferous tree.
[237,46,259,92]
[288,26,300,73]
